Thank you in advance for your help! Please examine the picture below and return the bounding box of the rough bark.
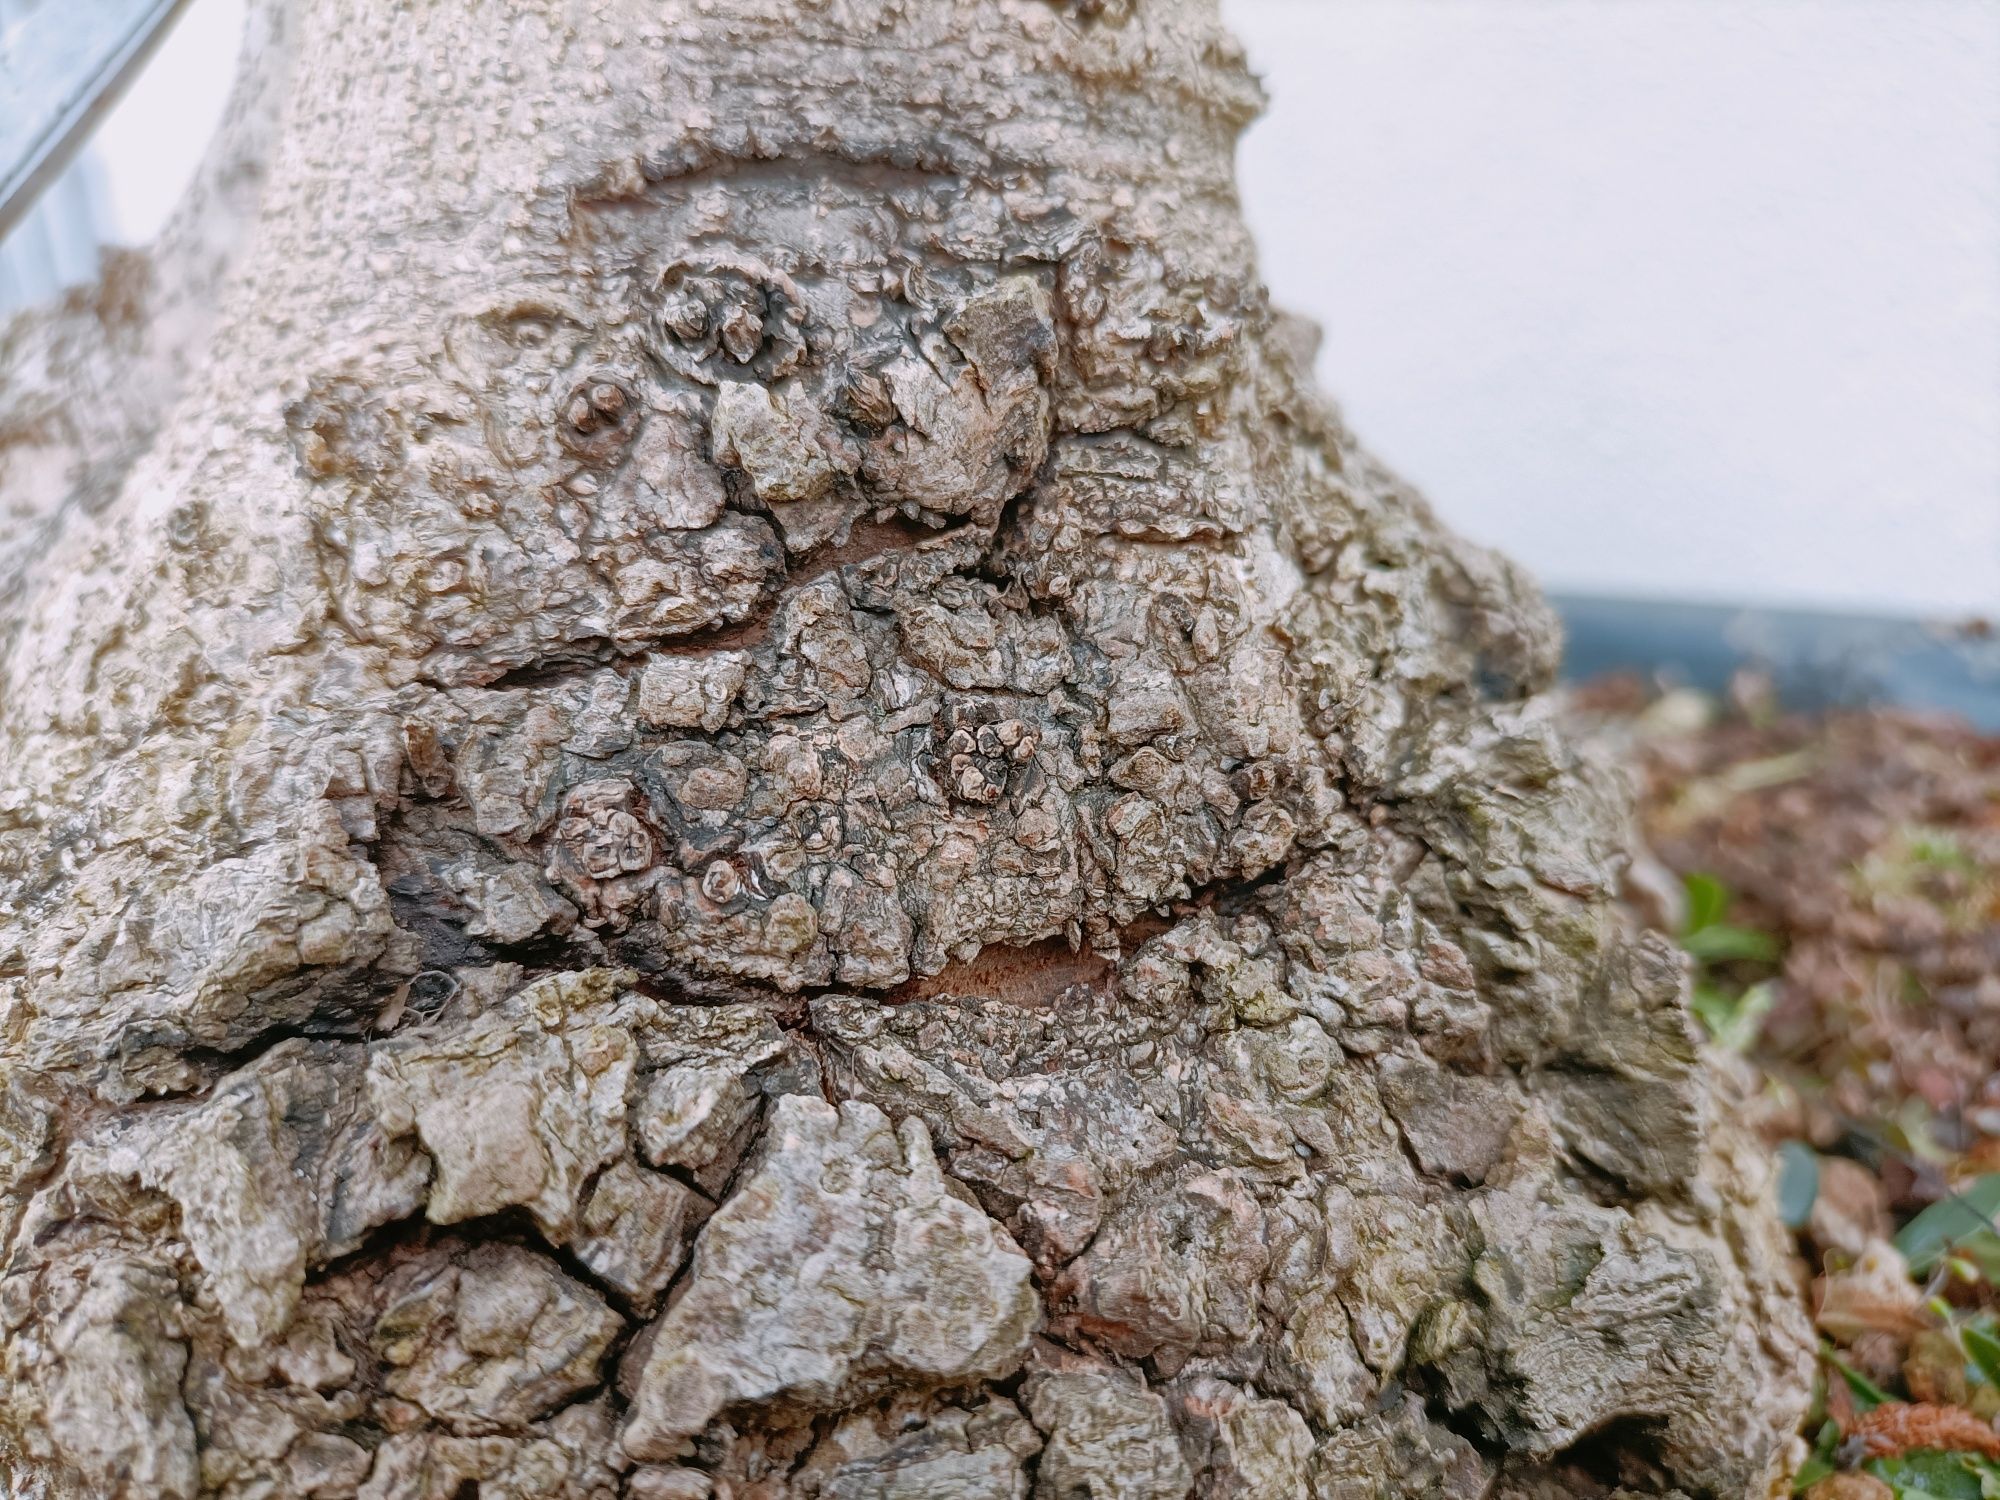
[0,3,1809,1498]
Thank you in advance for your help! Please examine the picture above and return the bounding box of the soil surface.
[1576,675,2000,1498]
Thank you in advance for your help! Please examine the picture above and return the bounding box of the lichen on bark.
[0,2,1807,1497]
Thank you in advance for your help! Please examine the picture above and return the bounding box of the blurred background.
[5,0,1999,620]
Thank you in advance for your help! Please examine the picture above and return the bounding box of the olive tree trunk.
[0,2,1808,1497]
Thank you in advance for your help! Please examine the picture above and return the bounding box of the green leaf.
[1896,1098,1958,1168]
[1896,1176,2000,1275]
[1690,980,1734,1037]
[1800,1424,1840,1496]
[1777,1142,1821,1228]
[1957,1232,2000,1284]
[1866,1450,1992,1500]
[1826,1348,1893,1410]
[1965,1324,2000,1388]
[1793,1418,1843,1492]
[1682,922,1782,964]
[1909,828,1978,875]
[1690,978,1776,1050]
[1683,871,1730,933]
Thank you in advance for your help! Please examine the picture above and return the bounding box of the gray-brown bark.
[0,3,1808,1498]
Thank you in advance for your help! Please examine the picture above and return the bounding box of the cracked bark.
[0,3,1809,1498]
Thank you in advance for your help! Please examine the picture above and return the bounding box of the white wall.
[89,0,244,246]
[1226,0,2000,617]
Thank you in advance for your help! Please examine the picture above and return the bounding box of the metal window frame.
[0,0,193,240]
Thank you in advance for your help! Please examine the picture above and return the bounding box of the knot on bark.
[544,777,667,927]
[650,258,809,387]
[556,374,640,464]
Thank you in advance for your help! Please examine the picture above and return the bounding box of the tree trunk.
[0,3,1809,1497]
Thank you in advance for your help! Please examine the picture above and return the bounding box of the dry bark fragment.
[622,1097,1040,1461]
[1845,1401,2000,1460]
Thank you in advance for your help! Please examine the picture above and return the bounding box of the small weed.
[1680,872,1782,1050]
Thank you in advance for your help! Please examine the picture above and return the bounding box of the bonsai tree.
[0,1,1808,1496]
